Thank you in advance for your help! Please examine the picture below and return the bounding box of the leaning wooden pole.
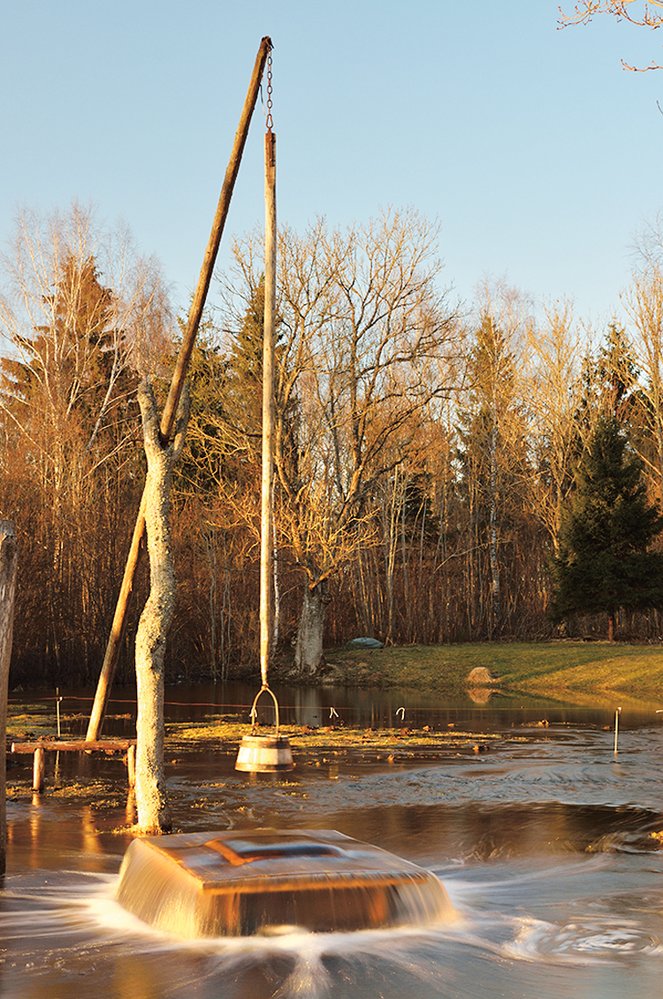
[260,126,277,688]
[86,36,273,742]
[0,521,18,875]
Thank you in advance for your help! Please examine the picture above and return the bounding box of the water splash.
[114,829,456,937]
[504,916,663,965]
[3,868,663,999]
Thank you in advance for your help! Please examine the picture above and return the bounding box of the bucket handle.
[249,684,281,736]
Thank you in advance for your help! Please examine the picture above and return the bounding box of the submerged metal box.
[116,828,454,937]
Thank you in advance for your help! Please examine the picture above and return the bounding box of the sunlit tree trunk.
[294,580,328,678]
[134,378,188,833]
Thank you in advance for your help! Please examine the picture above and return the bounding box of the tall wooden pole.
[86,36,273,742]
[0,521,18,875]
[260,127,277,687]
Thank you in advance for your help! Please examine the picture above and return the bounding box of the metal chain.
[265,52,274,132]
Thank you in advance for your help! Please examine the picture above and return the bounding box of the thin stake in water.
[55,687,62,739]
[613,706,622,755]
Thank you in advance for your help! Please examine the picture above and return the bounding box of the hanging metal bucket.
[235,733,293,772]
[235,685,293,772]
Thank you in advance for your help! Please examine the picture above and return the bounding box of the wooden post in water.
[260,127,277,689]
[0,521,17,874]
[127,744,136,788]
[32,748,46,793]
[86,36,273,742]
[55,687,62,738]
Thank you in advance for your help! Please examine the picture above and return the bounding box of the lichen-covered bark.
[134,379,187,833]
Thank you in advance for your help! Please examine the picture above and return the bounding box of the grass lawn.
[324,641,663,705]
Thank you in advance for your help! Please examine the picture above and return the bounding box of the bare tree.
[526,302,585,553]
[222,210,461,676]
[457,283,534,637]
[624,266,663,495]
[0,205,172,680]
[633,211,663,268]
[559,2,663,70]
[133,378,188,834]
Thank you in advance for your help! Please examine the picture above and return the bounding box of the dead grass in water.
[166,718,516,752]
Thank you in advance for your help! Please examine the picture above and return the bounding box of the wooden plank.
[11,739,136,754]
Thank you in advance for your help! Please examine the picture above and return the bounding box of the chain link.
[265,52,274,131]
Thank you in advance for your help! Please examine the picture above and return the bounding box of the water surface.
[3,688,663,998]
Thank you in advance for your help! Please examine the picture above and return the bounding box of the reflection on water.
[2,856,663,999]
[13,679,662,738]
[3,701,663,997]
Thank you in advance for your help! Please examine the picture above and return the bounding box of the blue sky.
[2,1,662,329]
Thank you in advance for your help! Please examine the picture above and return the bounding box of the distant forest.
[3,206,663,685]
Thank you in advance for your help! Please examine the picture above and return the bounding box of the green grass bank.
[324,641,663,706]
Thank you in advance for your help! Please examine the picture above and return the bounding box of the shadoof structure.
[109,37,454,936]
[12,38,280,793]
[85,36,275,743]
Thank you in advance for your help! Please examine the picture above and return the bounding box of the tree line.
[2,206,663,687]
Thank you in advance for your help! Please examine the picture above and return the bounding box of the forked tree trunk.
[294,580,327,678]
[0,522,18,875]
[134,379,188,833]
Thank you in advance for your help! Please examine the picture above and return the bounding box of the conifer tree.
[552,414,663,640]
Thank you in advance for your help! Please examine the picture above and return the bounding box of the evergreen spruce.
[552,414,663,640]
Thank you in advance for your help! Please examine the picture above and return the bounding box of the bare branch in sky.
[559,1,663,69]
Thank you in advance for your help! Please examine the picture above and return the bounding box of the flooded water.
[2,685,663,997]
